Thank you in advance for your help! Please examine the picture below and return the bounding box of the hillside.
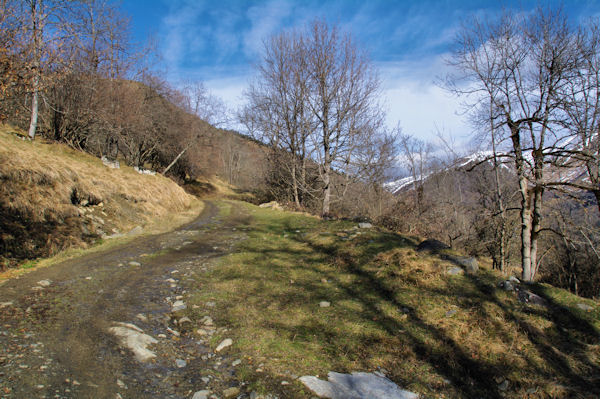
[0,124,202,271]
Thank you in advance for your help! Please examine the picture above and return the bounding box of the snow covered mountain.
[384,151,500,195]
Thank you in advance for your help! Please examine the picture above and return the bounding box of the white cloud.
[379,55,471,144]
[243,0,294,58]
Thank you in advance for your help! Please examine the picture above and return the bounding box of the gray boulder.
[300,372,418,399]
[443,254,478,274]
[416,239,450,253]
[447,267,464,276]
[516,288,547,306]
[101,155,120,169]
[498,280,514,291]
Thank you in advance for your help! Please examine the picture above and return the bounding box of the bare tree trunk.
[291,162,300,207]
[322,160,331,216]
[510,123,534,281]
[28,0,41,139]
[490,103,507,272]
[162,145,189,175]
[28,77,39,139]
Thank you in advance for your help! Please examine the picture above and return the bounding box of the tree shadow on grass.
[217,213,600,398]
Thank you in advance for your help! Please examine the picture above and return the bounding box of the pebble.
[172,301,186,312]
[577,303,594,311]
[179,316,192,324]
[37,280,51,287]
[0,301,13,308]
[445,310,457,317]
[192,390,211,399]
[232,359,242,366]
[223,387,240,398]
[136,314,148,322]
[215,338,233,352]
[201,377,211,384]
[128,261,141,267]
[85,276,93,280]
[319,301,331,308]
[117,379,127,389]
[202,316,214,326]
[176,359,187,368]
[498,380,509,391]
[167,327,180,337]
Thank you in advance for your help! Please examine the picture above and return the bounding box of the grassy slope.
[0,124,202,273]
[190,201,600,399]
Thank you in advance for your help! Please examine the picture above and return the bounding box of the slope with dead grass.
[187,201,600,399]
[0,124,200,269]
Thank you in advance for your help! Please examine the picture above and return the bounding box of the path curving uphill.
[0,201,248,398]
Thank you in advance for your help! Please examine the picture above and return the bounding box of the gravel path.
[0,201,252,399]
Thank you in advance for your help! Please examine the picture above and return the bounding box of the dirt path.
[0,200,250,399]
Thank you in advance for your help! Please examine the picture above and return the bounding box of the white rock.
[128,261,141,267]
[167,327,180,337]
[179,316,192,324]
[358,223,373,229]
[232,359,241,366]
[577,303,594,311]
[0,301,13,308]
[215,338,233,352]
[108,323,157,362]
[176,358,187,368]
[192,390,211,399]
[37,280,51,287]
[320,301,331,308]
[300,372,418,399]
[136,313,148,322]
[172,300,186,312]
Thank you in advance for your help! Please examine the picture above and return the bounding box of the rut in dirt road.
[0,201,252,399]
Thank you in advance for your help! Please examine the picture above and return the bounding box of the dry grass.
[0,124,201,269]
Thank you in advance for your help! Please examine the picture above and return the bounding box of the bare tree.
[398,131,432,214]
[241,28,313,207]
[448,8,581,281]
[306,20,383,216]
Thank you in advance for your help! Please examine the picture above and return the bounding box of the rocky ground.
[0,201,273,399]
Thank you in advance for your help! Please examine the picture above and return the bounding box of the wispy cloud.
[243,0,294,57]
[152,0,598,144]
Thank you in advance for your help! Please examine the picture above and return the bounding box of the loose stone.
[215,338,233,352]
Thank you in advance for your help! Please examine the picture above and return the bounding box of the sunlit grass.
[190,200,600,398]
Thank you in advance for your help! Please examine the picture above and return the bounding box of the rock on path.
[108,322,158,362]
[300,372,418,399]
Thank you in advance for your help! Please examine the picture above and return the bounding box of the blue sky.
[123,0,600,145]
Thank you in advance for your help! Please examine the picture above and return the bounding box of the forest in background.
[1,1,599,298]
